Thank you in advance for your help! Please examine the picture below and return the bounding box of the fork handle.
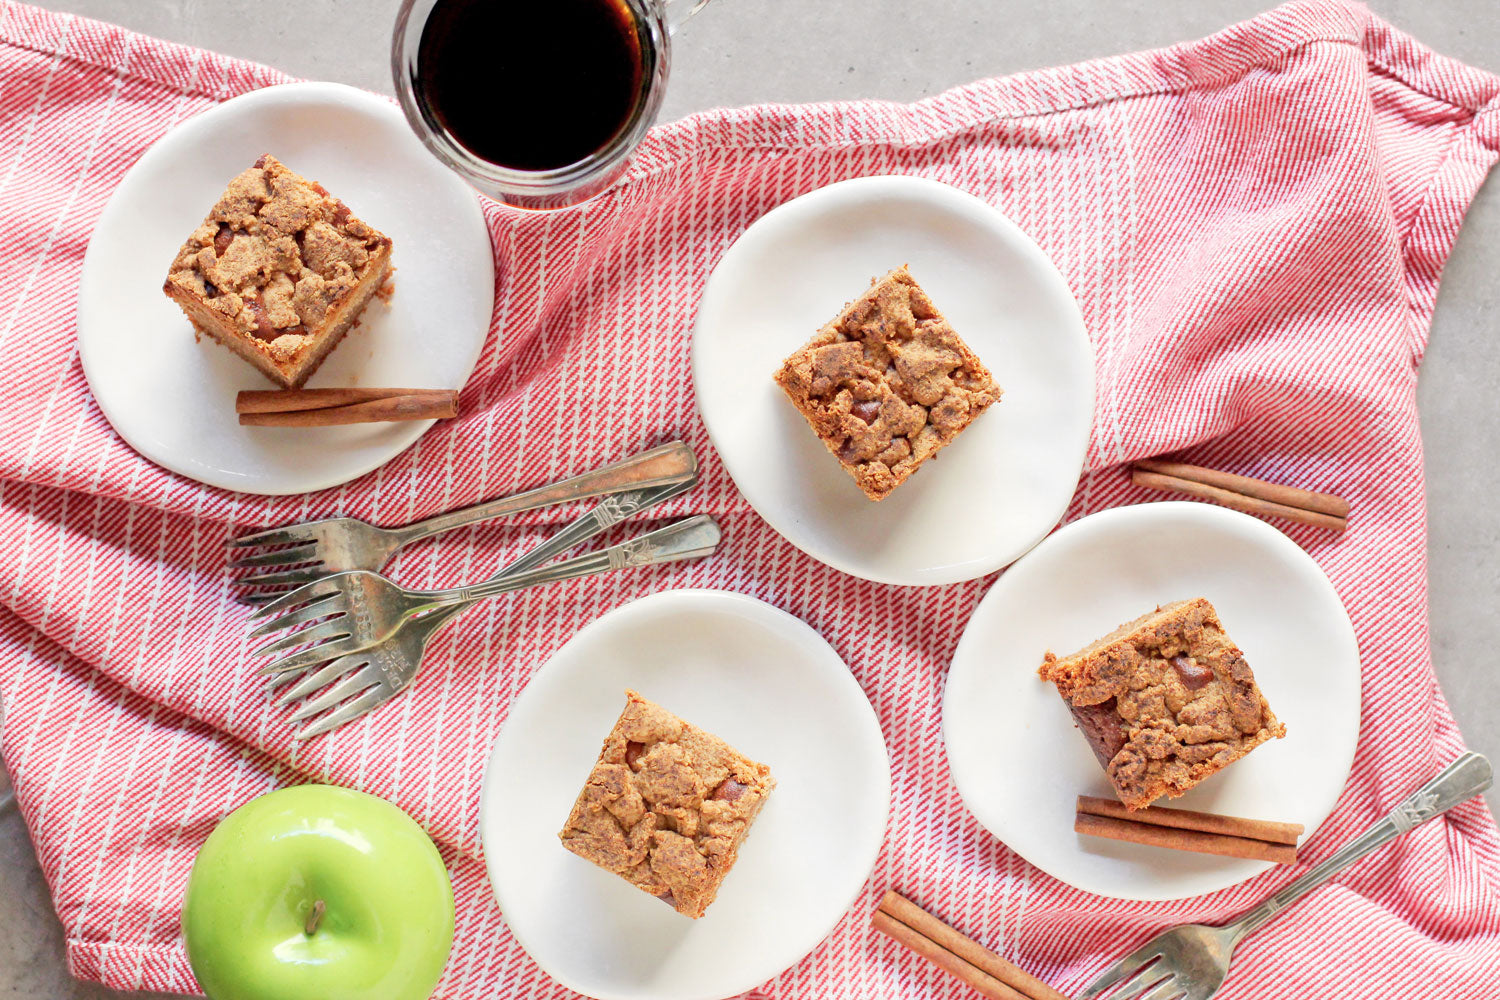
[388,442,697,545]
[496,479,695,578]
[417,514,722,607]
[1226,752,1492,942]
[400,481,695,632]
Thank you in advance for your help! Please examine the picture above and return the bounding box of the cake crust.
[1038,598,1286,810]
[773,267,1001,501]
[162,154,393,388]
[557,690,775,919]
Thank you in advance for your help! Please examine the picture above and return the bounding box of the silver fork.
[250,473,696,673]
[258,477,695,686]
[227,441,697,598]
[1079,752,1493,1000]
[258,514,722,739]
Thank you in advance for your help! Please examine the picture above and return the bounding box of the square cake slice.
[558,690,775,919]
[1038,598,1286,810]
[163,154,393,388]
[773,266,1001,501]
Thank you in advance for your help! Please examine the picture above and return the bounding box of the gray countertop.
[4,1,1497,997]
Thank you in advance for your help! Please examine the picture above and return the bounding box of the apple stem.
[304,899,326,936]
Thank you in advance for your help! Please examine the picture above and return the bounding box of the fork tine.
[288,665,381,722]
[256,636,370,677]
[236,591,280,607]
[277,653,370,705]
[228,542,318,569]
[1134,979,1184,1000]
[226,526,313,549]
[248,599,345,640]
[1111,966,1169,1000]
[248,578,345,622]
[266,662,311,688]
[234,566,330,589]
[1078,954,1162,1000]
[250,617,350,658]
[258,655,321,678]
[293,687,388,741]
[252,593,345,641]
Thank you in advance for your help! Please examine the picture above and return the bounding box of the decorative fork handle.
[1226,752,1493,942]
[404,480,694,635]
[498,479,695,578]
[416,514,721,609]
[387,441,697,546]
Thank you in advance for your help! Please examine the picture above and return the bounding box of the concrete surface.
[3,1,1497,997]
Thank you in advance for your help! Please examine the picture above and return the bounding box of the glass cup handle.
[662,0,713,35]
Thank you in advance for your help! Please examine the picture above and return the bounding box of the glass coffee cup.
[392,0,714,210]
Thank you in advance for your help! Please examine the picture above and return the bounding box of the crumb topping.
[164,154,390,359]
[558,691,774,919]
[1039,598,1286,809]
[774,267,1001,501]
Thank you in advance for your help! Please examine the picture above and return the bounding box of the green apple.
[182,785,455,1000]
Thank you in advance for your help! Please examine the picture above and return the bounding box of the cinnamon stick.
[1075,796,1302,864]
[236,387,457,414]
[1132,465,1347,532]
[874,891,1069,1000]
[1134,459,1349,518]
[1077,795,1303,845]
[238,392,458,427]
[873,911,1029,1000]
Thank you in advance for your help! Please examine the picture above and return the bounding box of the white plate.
[944,502,1361,901]
[77,82,494,495]
[480,590,890,1000]
[692,176,1093,586]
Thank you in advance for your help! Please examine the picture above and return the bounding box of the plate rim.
[477,587,893,1000]
[690,173,1095,587]
[942,500,1362,901]
[75,80,494,496]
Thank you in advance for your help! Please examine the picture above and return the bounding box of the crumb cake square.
[163,154,393,388]
[773,266,1001,501]
[558,690,775,919]
[1038,598,1286,811]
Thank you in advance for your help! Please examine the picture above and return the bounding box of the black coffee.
[415,0,648,172]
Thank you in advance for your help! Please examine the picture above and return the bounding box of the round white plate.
[480,590,891,1000]
[944,501,1361,901]
[692,176,1093,586]
[77,82,494,495]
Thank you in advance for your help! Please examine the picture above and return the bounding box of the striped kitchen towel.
[1,0,1498,996]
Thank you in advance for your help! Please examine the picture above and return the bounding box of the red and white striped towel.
[1,1,1497,996]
